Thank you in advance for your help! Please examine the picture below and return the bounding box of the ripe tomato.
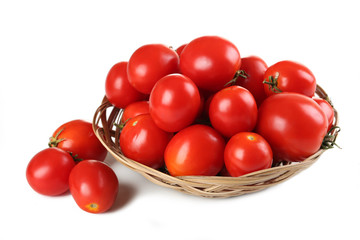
[149,74,201,132]
[120,114,173,169]
[209,86,258,138]
[69,160,118,214]
[224,132,273,177]
[179,36,241,92]
[256,93,328,162]
[105,62,146,109]
[263,60,316,97]
[49,120,108,162]
[121,101,149,124]
[313,97,334,132]
[26,148,75,196]
[127,44,179,94]
[164,124,225,176]
[235,56,268,106]
[175,43,187,56]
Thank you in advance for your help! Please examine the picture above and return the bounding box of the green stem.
[263,72,282,93]
[48,128,65,147]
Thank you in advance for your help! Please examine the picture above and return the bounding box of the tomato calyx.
[263,72,282,93]
[224,70,248,87]
[321,126,341,149]
[48,128,65,148]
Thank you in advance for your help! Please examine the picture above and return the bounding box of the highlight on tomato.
[121,100,149,124]
[49,119,108,162]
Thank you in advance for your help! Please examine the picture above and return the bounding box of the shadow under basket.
[92,85,339,198]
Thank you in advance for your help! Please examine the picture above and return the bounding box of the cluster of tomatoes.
[26,120,118,213]
[106,35,335,177]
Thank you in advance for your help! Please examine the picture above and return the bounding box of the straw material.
[92,85,339,198]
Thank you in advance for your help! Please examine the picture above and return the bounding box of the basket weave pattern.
[92,85,338,198]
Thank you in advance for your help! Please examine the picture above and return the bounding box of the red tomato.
[256,93,328,162]
[164,124,225,176]
[235,56,268,106]
[127,44,179,94]
[263,60,316,97]
[209,86,258,138]
[121,101,149,124]
[105,62,146,109]
[49,120,108,162]
[175,43,187,56]
[149,74,201,132]
[26,148,75,196]
[313,97,334,132]
[179,36,241,92]
[120,114,173,169]
[69,160,118,214]
[224,132,273,177]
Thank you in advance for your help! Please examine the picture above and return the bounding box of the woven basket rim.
[92,84,339,198]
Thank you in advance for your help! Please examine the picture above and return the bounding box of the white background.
[1,0,359,239]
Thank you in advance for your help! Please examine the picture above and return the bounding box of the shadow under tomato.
[107,182,137,213]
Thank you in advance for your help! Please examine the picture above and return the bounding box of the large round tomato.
[313,97,334,132]
[209,85,257,138]
[256,93,328,162]
[127,44,179,94]
[120,114,173,169]
[149,74,201,132]
[26,148,75,196]
[263,60,316,97]
[121,100,149,124]
[164,124,225,176]
[49,120,107,162]
[179,36,241,92]
[69,160,118,214]
[224,132,273,177]
[235,56,268,106]
[105,62,146,109]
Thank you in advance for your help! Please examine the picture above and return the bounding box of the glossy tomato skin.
[175,43,187,56]
[164,125,225,176]
[105,62,146,109]
[224,132,273,177]
[120,114,173,169]
[149,74,201,132]
[49,120,108,162]
[209,86,258,138]
[121,101,149,124]
[256,93,328,162]
[313,97,334,132]
[180,36,241,92]
[127,44,179,94]
[263,60,316,97]
[69,160,118,214]
[235,56,268,106]
[26,148,75,196]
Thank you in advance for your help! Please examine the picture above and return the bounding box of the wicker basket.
[92,85,339,198]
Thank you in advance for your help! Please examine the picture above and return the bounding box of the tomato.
[26,148,75,196]
[164,124,225,176]
[121,101,149,124]
[224,132,273,177]
[235,56,268,106]
[263,60,316,97]
[313,97,334,132]
[105,62,146,109]
[209,85,258,138]
[149,74,201,132]
[69,160,118,214]
[256,93,328,162]
[49,120,108,162]
[175,43,187,56]
[179,36,241,92]
[120,114,173,169]
[127,44,179,94]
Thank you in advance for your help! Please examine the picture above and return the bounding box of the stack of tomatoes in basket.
[105,35,335,178]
